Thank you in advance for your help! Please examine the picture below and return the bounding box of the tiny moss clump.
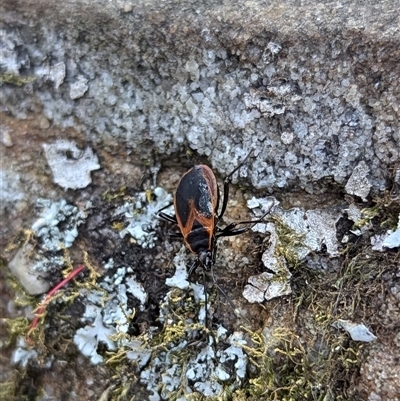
[0,73,36,86]
[271,215,304,269]
[1,264,36,343]
[102,186,127,202]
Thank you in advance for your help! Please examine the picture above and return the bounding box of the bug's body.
[174,165,218,268]
[159,152,268,326]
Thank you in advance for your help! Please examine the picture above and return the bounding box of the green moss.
[0,380,17,401]
[0,74,36,86]
[354,192,400,231]
[102,186,127,202]
[0,261,36,343]
[231,325,364,401]
[271,215,304,269]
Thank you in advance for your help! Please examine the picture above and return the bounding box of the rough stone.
[357,342,400,401]
[1,0,399,193]
[345,161,372,201]
[8,247,50,295]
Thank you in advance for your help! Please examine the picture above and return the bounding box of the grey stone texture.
[1,0,399,193]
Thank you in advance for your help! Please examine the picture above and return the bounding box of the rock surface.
[1,1,399,400]
[1,0,399,193]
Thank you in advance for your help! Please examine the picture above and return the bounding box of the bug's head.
[198,250,213,271]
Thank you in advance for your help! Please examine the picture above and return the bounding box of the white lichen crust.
[43,140,100,190]
[118,187,173,248]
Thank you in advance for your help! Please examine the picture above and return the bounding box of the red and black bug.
[159,153,266,325]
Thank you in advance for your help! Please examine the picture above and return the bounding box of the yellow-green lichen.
[0,73,36,86]
[102,186,128,202]
[271,215,304,269]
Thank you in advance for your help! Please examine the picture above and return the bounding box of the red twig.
[26,264,86,343]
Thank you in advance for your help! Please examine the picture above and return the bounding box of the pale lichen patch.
[43,140,100,190]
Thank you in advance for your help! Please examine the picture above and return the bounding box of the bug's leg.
[218,178,230,220]
[158,211,178,224]
[188,259,199,276]
[158,203,173,213]
[216,205,272,237]
[216,226,249,238]
[212,243,218,264]
[168,232,183,238]
[202,269,209,330]
[218,150,254,220]
[215,185,221,215]
[158,211,180,239]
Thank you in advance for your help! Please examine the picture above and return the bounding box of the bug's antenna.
[202,269,208,329]
[219,150,254,220]
[202,269,218,354]
[225,149,254,180]
[210,264,250,324]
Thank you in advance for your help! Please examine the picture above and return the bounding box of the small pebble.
[39,116,51,129]
[1,127,13,147]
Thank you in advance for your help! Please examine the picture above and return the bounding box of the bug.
[159,152,267,326]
